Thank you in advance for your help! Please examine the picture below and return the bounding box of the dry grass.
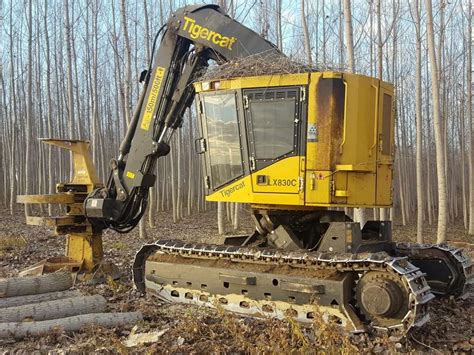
[106,275,128,294]
[145,302,360,353]
[0,235,27,257]
[109,241,129,251]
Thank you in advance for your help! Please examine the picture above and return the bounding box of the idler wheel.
[356,271,410,327]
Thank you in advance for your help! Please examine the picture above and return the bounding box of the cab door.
[376,82,395,206]
[242,87,306,195]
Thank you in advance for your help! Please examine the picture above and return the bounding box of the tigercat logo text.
[220,181,245,198]
[183,16,237,50]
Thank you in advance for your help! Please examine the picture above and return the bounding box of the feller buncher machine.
[19,4,472,335]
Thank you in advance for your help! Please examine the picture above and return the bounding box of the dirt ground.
[0,207,473,353]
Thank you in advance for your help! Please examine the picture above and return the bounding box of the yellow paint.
[197,71,395,209]
[141,67,166,131]
[126,171,135,179]
[251,157,301,194]
[195,73,310,92]
[322,72,343,79]
[335,164,371,172]
[305,170,331,204]
[207,157,304,206]
[335,190,350,197]
[66,233,103,271]
[17,193,75,204]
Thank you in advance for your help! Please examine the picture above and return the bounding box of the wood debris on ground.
[0,208,472,352]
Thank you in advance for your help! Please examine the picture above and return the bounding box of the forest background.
[1,0,473,244]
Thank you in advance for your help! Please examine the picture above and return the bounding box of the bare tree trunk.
[110,3,126,135]
[0,290,81,308]
[0,295,106,323]
[468,0,474,235]
[461,88,468,228]
[8,4,17,215]
[148,187,156,228]
[301,0,312,64]
[143,0,151,64]
[24,0,33,217]
[91,1,99,165]
[187,111,194,216]
[276,0,283,51]
[322,0,327,63]
[0,312,142,339]
[0,272,72,298]
[139,216,147,239]
[425,45,434,226]
[233,203,240,230]
[338,0,344,68]
[71,2,82,140]
[120,0,132,127]
[171,138,177,222]
[226,202,232,222]
[412,0,423,243]
[376,0,382,80]
[177,130,182,221]
[43,0,54,216]
[343,0,355,72]
[425,0,447,243]
[64,0,75,176]
[217,202,225,235]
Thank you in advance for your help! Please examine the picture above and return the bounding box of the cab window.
[250,98,296,159]
[244,88,300,166]
[203,93,243,188]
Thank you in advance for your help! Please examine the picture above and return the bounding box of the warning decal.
[140,67,166,131]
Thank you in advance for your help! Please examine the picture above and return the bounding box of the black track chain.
[395,242,474,297]
[133,239,435,334]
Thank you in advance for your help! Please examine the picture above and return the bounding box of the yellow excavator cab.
[194,72,395,209]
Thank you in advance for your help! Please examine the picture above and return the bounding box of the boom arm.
[85,4,283,231]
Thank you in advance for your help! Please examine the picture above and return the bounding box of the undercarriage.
[133,210,473,335]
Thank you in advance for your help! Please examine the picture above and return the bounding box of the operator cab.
[194,72,395,209]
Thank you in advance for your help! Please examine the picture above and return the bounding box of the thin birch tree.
[412,0,424,243]
[425,0,447,243]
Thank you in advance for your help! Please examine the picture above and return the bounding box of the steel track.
[395,242,473,297]
[133,239,436,334]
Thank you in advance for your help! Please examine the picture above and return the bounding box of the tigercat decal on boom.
[183,16,237,50]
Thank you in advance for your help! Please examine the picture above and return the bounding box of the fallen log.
[0,290,82,308]
[0,294,106,322]
[0,312,143,339]
[0,270,72,298]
